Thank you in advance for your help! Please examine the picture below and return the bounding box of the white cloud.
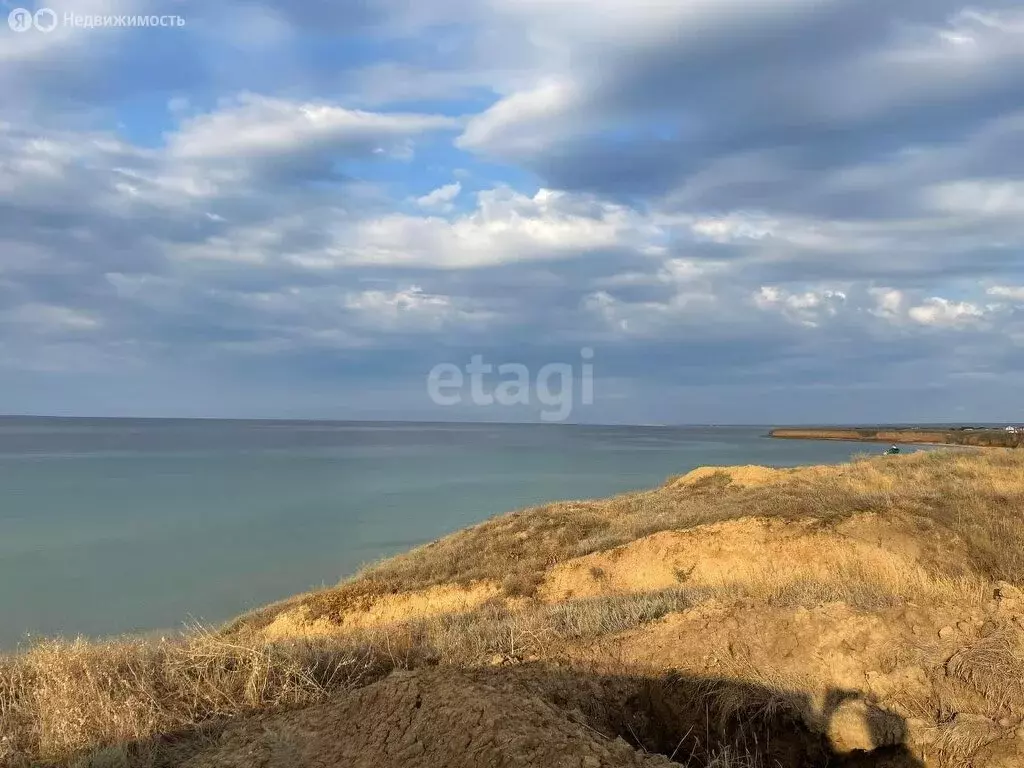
[283,186,656,269]
[868,289,989,328]
[414,182,462,212]
[689,213,777,243]
[167,93,457,161]
[930,8,1024,51]
[754,286,847,327]
[926,180,1024,215]
[581,261,727,339]
[988,285,1024,301]
[869,288,905,320]
[908,297,985,327]
[581,290,677,336]
[3,304,102,333]
[458,78,582,155]
[344,285,493,332]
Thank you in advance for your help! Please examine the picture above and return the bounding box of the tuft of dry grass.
[945,628,1024,702]
[930,714,1004,765]
[544,588,693,641]
[500,572,543,599]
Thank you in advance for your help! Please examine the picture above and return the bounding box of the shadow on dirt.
[79,663,926,767]
[513,665,925,768]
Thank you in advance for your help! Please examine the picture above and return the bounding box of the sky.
[1,0,1023,424]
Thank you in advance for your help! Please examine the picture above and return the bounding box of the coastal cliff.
[4,450,1024,768]
[771,426,1023,448]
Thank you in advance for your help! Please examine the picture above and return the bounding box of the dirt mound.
[179,664,932,768]
[181,668,669,768]
[667,464,789,488]
[539,513,981,605]
[262,583,501,639]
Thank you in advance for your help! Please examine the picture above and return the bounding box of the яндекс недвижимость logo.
[8,7,184,31]
[8,7,57,32]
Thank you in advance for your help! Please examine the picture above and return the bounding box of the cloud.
[754,287,848,328]
[866,289,996,330]
[907,297,986,327]
[2,303,103,334]
[869,288,905,321]
[457,0,1024,211]
[167,94,457,163]
[293,187,659,269]
[344,285,494,332]
[457,78,582,155]
[988,285,1024,301]
[1,0,1024,420]
[927,180,1024,216]
[414,182,462,212]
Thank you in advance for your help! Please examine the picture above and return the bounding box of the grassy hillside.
[3,450,1024,767]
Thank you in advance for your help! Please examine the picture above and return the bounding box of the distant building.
[1007,426,1021,434]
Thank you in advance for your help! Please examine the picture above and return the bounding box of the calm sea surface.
[0,418,903,649]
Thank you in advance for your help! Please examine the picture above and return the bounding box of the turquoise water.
[0,418,895,649]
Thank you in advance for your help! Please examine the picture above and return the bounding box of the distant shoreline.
[769,427,1022,448]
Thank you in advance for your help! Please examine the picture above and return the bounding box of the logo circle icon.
[33,7,57,32]
[7,7,33,32]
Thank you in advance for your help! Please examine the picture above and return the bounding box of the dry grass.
[3,449,1024,767]
[500,571,543,598]
[0,589,703,766]
[345,587,701,669]
[930,715,1005,766]
[946,629,1024,702]
[335,450,1024,609]
[2,588,709,766]
[707,547,990,612]
[0,630,396,767]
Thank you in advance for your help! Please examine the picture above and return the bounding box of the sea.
[0,418,912,649]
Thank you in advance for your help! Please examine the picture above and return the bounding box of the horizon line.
[0,414,1017,429]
